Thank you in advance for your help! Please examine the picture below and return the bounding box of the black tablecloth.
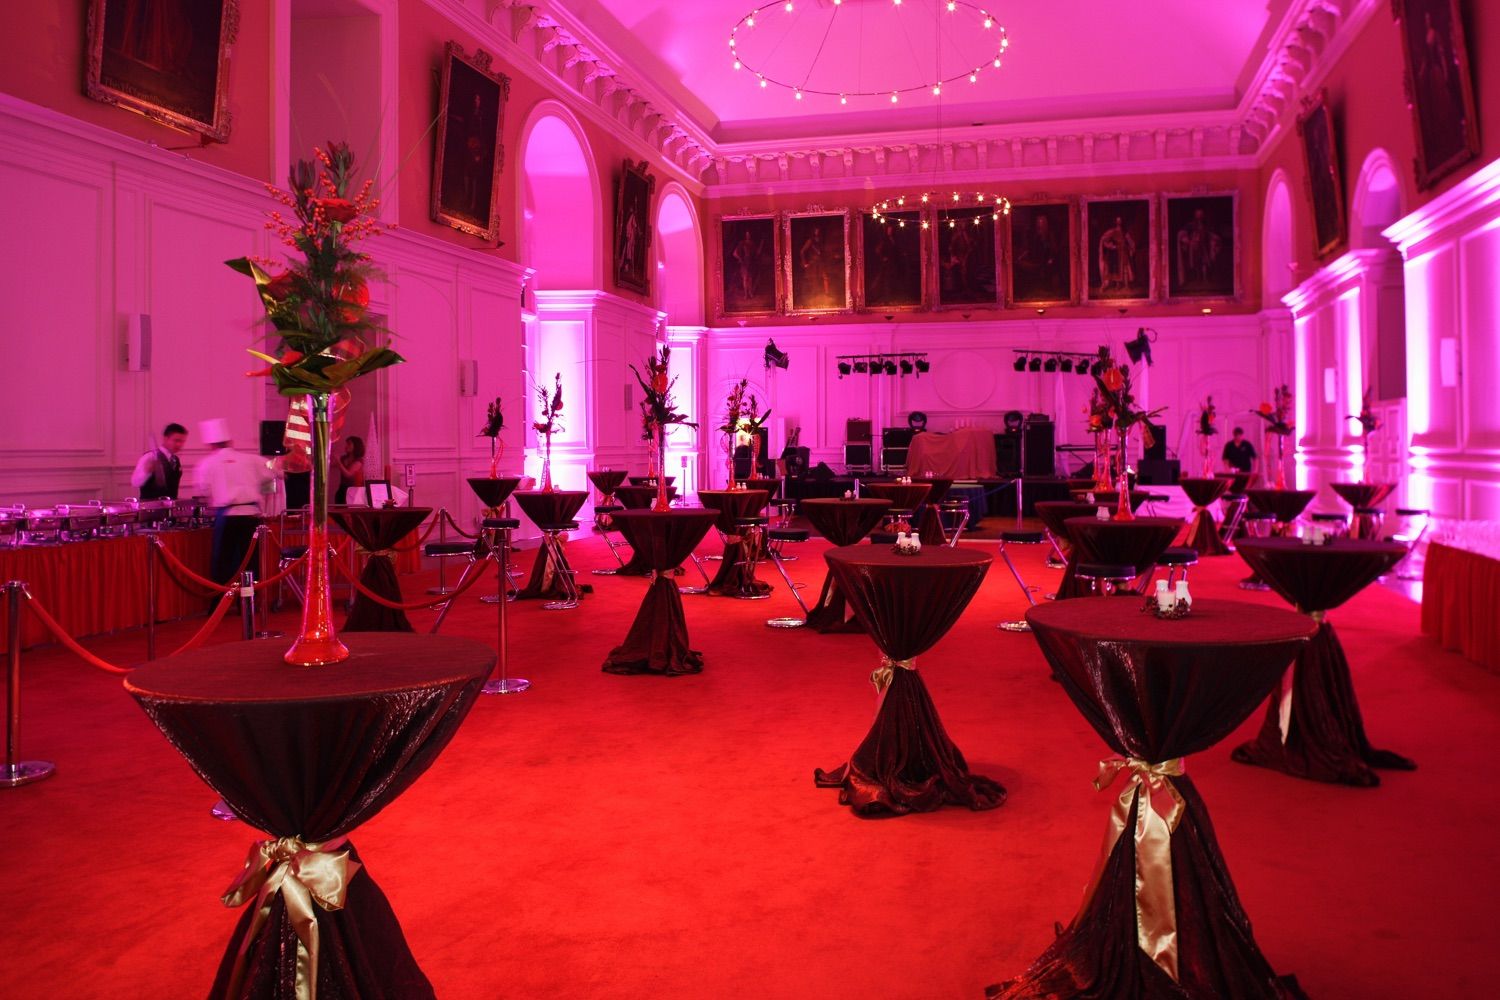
[513,491,588,600]
[467,476,522,512]
[814,545,1004,817]
[1066,517,1184,582]
[125,634,494,1000]
[800,498,892,632]
[990,599,1316,1000]
[699,490,773,597]
[602,510,719,675]
[587,469,628,498]
[1246,489,1316,525]
[1330,482,1394,509]
[329,506,431,633]
[1231,538,1413,786]
[1178,478,1231,557]
[615,484,677,510]
[914,478,955,545]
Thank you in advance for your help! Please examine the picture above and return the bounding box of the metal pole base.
[678,585,709,595]
[210,798,237,821]
[1045,556,1066,569]
[1,760,54,787]
[997,620,1032,633]
[426,585,456,596]
[480,593,514,604]
[482,677,530,695]
[254,630,285,639]
[1238,579,1271,591]
[734,592,772,601]
[591,568,620,576]
[542,599,579,611]
[765,617,805,629]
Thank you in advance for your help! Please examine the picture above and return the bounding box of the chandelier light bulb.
[734,59,741,69]
[898,219,906,228]
[794,88,802,99]
[784,2,793,11]
[747,16,755,26]
[759,75,768,88]
[921,220,930,230]
[891,91,898,103]
[993,57,1002,68]
[729,38,735,48]
[932,84,941,95]
[984,16,993,28]
[921,193,929,203]
[969,72,978,83]
[839,93,847,104]
[948,219,956,229]
[952,192,960,201]
[947,1,957,9]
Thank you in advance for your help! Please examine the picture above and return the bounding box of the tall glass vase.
[1114,426,1135,521]
[540,432,554,492]
[653,425,672,511]
[725,435,738,490]
[1093,432,1112,491]
[285,392,349,666]
[1273,434,1287,489]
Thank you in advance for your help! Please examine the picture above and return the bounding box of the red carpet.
[1,533,1496,998]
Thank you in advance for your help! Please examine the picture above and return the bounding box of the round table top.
[1246,488,1317,522]
[587,469,629,493]
[914,477,954,503]
[1331,482,1395,508]
[328,506,431,551]
[513,489,588,526]
[862,482,932,510]
[1035,500,1101,539]
[1179,477,1230,507]
[801,497,893,546]
[125,633,495,702]
[1027,597,1317,649]
[742,478,782,501]
[615,484,678,509]
[1215,471,1253,493]
[1065,516,1184,573]
[609,509,719,570]
[629,475,676,486]
[826,543,992,661]
[826,542,991,573]
[467,476,522,509]
[1235,537,1408,613]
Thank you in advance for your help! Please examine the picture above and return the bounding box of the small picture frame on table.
[365,481,393,508]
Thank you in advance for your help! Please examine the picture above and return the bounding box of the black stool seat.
[1354,506,1383,515]
[482,517,520,530]
[595,504,624,514]
[1077,563,1136,579]
[1157,547,1198,565]
[1312,512,1347,522]
[1141,493,1170,502]
[1223,493,1248,501]
[424,541,472,557]
[768,527,809,542]
[940,499,967,507]
[1001,530,1047,544]
[886,508,913,517]
[868,531,900,544]
[280,544,309,559]
[538,521,580,532]
[1242,512,1277,521]
[736,516,769,527]
[1395,507,1428,516]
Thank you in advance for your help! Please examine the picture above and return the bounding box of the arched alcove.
[1262,170,1295,303]
[1351,149,1407,405]
[655,184,703,326]
[518,103,601,291]
[1351,149,1404,251]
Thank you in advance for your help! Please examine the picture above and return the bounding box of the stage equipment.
[1125,327,1158,366]
[835,352,929,379]
[764,339,790,370]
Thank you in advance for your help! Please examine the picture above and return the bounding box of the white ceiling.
[561,0,1292,144]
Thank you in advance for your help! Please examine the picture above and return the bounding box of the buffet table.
[0,529,212,649]
[1421,542,1500,674]
[904,428,998,479]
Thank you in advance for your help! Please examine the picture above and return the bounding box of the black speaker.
[1143,421,1167,461]
[844,443,872,468]
[1138,458,1180,485]
[1024,420,1055,476]
[882,427,914,448]
[995,434,1021,478]
[259,420,287,457]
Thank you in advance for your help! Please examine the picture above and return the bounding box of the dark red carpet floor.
[1,533,1497,998]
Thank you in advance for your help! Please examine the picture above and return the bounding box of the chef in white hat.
[194,418,274,584]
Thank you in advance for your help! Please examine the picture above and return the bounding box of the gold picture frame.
[1298,90,1346,259]
[857,209,927,313]
[431,42,511,243]
[613,159,655,296]
[85,0,238,143]
[1160,191,1241,303]
[1004,198,1078,308]
[715,213,781,319]
[932,206,1003,310]
[783,208,853,315]
[1081,195,1157,304]
[1393,0,1481,190]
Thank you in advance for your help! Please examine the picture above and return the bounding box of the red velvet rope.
[439,508,482,539]
[151,530,262,595]
[328,550,492,610]
[390,514,443,553]
[19,587,238,675]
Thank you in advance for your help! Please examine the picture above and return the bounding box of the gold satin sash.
[870,655,915,693]
[221,835,361,1000]
[1279,609,1324,743]
[1084,756,1186,982]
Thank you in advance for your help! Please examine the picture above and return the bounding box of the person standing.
[131,422,187,499]
[1221,426,1258,479]
[334,436,365,504]
[194,418,273,585]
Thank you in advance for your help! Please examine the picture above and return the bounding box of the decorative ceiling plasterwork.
[457,0,1377,191]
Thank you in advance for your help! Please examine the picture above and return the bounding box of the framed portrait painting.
[935,207,1000,308]
[784,210,851,315]
[1083,197,1154,304]
[1299,91,1345,258]
[431,43,511,243]
[1162,193,1240,301]
[1394,0,1480,189]
[858,210,925,311]
[1006,200,1075,307]
[716,214,779,318]
[614,159,655,296]
[85,0,238,142]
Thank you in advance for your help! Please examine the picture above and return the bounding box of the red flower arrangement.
[1349,389,1382,437]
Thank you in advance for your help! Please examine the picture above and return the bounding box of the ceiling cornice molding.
[429,0,714,188]
[449,0,1383,191]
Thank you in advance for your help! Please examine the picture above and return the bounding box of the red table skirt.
[0,529,212,650]
[1422,542,1500,674]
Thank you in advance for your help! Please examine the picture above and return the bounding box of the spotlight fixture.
[884,360,898,375]
[1043,356,1058,373]
[900,359,914,375]
[837,360,852,377]
[1076,363,1092,378]
[1059,357,1073,373]
[915,358,929,374]
[1013,355,1027,372]
[835,352,929,382]
[853,360,868,374]
[763,338,790,370]
[1125,327,1157,366]
[1028,356,1042,373]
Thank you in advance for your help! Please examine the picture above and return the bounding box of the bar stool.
[592,503,628,575]
[1155,546,1199,588]
[764,526,811,628]
[733,516,771,600]
[939,499,970,546]
[769,499,800,559]
[479,517,528,695]
[536,519,582,610]
[883,507,915,534]
[1238,512,1277,591]
[997,530,1048,632]
[1311,511,1349,538]
[1076,562,1137,596]
[1351,506,1385,541]
[1219,493,1249,544]
[1389,508,1431,580]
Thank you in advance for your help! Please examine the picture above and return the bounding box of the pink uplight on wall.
[1294,316,1310,489]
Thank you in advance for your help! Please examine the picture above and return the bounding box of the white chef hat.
[198,417,232,445]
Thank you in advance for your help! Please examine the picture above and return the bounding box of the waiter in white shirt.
[194,418,274,585]
[130,422,188,500]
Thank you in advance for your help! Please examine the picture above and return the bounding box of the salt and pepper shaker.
[1174,579,1191,608]
[1096,506,1110,521]
[1155,579,1172,611]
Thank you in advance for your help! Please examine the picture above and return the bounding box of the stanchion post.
[239,571,256,642]
[482,522,527,694]
[3,581,55,788]
[146,539,157,661]
[253,525,283,639]
[427,508,452,595]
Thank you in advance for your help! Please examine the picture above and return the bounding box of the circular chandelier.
[872,190,1011,228]
[729,0,1010,106]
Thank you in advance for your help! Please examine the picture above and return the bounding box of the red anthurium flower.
[264,271,299,301]
[313,197,359,223]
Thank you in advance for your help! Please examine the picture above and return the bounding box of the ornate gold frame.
[1159,190,1242,304]
[782,208,853,315]
[1393,0,1481,190]
[430,42,511,243]
[613,159,655,296]
[714,212,781,320]
[1081,195,1158,305]
[855,209,929,313]
[85,0,238,143]
[1003,197,1079,308]
[930,205,1004,310]
[1298,90,1346,260]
